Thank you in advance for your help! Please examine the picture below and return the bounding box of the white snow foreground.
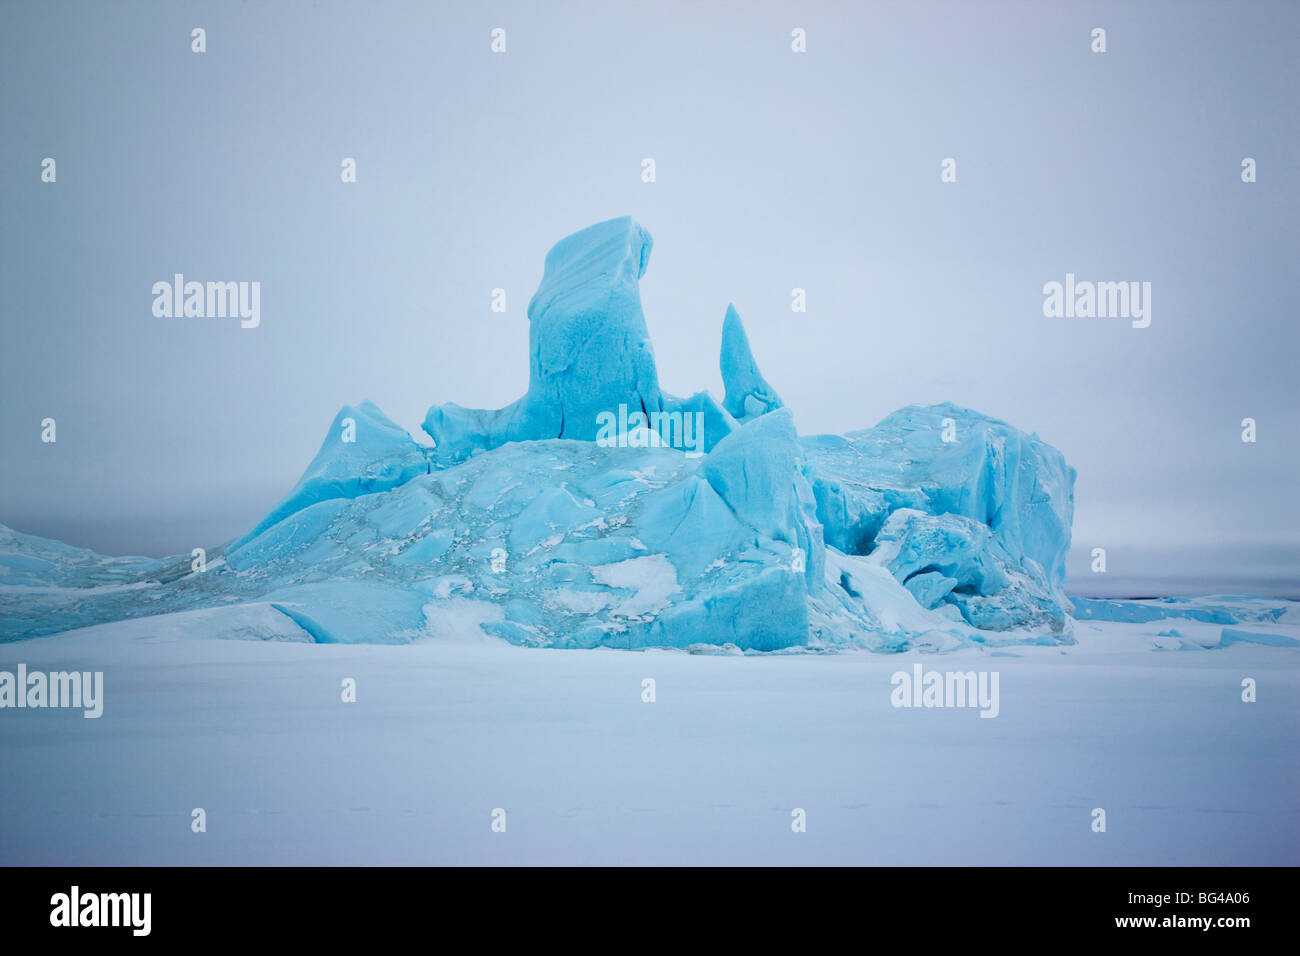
[0,614,1296,865]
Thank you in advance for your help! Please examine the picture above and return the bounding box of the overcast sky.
[1,0,1296,596]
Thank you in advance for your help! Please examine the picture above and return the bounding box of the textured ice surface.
[802,403,1076,633]
[424,217,690,463]
[2,217,1290,653]
[1070,594,1292,625]
[720,303,783,422]
[1068,595,1300,650]
[2,412,824,649]
[229,400,430,555]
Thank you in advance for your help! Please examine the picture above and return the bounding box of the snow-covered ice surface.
[1,216,1296,864]
[0,605,1296,865]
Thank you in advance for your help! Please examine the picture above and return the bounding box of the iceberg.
[720,303,783,422]
[423,217,734,463]
[228,400,430,559]
[2,214,1204,653]
[801,402,1076,632]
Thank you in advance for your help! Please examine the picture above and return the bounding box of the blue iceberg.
[720,303,784,423]
[228,400,431,559]
[2,216,1106,651]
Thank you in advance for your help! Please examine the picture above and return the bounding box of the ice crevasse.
[0,217,1085,651]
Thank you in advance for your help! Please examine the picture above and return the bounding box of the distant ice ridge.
[8,216,1286,652]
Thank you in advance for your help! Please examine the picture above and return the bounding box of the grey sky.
[1,0,1296,596]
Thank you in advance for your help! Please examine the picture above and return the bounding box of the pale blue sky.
[1,0,1296,595]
